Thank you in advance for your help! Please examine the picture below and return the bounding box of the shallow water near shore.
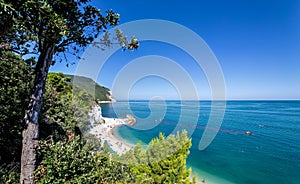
[101,100,300,184]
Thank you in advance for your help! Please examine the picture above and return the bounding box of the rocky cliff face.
[107,90,116,102]
[88,104,105,127]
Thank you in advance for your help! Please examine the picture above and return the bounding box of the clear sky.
[50,0,300,100]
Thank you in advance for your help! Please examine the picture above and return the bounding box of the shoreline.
[88,116,135,155]
[98,101,114,104]
[189,166,234,184]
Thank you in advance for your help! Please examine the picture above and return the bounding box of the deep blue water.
[100,101,300,184]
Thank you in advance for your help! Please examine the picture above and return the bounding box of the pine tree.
[120,130,195,184]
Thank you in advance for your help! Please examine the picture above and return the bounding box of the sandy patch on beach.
[88,117,135,155]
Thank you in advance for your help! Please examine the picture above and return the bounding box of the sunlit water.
[100,101,300,184]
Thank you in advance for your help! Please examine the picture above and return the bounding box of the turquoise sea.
[100,101,300,184]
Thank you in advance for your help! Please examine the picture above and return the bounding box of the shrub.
[35,137,135,184]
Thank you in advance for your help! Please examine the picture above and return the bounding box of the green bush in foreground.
[120,131,196,184]
[35,137,135,184]
[0,162,20,184]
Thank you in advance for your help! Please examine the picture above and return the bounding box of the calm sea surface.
[100,101,300,184]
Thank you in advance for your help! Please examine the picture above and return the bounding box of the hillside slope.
[65,74,114,102]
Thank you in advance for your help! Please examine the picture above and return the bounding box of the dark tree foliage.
[0,0,138,61]
[0,51,34,163]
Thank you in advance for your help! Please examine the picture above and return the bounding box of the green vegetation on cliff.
[65,74,112,102]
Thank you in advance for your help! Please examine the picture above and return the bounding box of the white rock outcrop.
[88,104,105,127]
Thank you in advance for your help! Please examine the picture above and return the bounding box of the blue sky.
[50,0,300,100]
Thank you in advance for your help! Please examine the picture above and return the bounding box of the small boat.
[245,131,253,135]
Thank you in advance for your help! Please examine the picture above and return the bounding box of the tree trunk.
[20,43,55,184]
